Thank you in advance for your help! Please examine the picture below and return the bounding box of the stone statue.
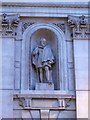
[32,38,55,83]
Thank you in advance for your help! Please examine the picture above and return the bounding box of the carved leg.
[45,66,50,83]
[50,70,52,82]
[39,68,43,83]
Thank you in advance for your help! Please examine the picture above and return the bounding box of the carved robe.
[32,44,55,69]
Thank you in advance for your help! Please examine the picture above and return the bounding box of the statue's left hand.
[48,60,54,64]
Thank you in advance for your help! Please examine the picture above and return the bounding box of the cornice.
[2,2,89,8]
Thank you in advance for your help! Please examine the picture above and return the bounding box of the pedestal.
[35,83,54,90]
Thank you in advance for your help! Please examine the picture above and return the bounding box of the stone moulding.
[13,91,76,110]
[13,92,76,119]
[2,2,89,8]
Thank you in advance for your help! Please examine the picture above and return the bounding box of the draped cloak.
[32,45,55,69]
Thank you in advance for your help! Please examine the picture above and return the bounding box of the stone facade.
[0,2,89,119]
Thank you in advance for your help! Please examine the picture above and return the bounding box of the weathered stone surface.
[35,83,54,90]
[41,110,49,119]
[2,90,13,118]
[76,91,88,118]
[74,40,88,90]
[2,38,14,89]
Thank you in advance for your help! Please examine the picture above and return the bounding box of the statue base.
[35,83,54,90]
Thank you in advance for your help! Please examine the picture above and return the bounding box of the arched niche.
[21,23,67,90]
[31,29,58,90]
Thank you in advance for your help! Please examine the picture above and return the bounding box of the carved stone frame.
[21,23,68,91]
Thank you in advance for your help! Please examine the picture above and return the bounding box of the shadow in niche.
[30,28,59,90]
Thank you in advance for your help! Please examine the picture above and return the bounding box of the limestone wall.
[74,40,88,118]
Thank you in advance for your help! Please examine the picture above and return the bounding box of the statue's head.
[40,38,47,47]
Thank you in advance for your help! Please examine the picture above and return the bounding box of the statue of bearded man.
[32,38,55,83]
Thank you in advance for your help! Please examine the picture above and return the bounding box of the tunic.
[32,44,55,69]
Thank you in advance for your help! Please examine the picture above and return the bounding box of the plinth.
[35,83,54,90]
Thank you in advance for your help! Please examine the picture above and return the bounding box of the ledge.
[14,90,76,99]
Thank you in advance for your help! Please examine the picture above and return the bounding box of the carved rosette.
[1,13,20,37]
[22,22,35,33]
[22,22,65,33]
[68,15,90,39]
[53,22,65,33]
